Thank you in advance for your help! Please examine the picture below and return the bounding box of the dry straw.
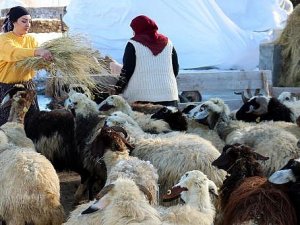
[16,35,110,92]
[276,4,300,87]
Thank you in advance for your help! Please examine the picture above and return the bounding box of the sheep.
[104,111,227,201]
[98,95,171,133]
[235,95,295,123]
[212,143,297,225]
[160,170,217,225]
[278,91,300,120]
[151,106,225,152]
[64,126,161,225]
[269,158,300,224]
[63,178,161,225]
[0,90,65,225]
[278,91,300,102]
[191,98,300,176]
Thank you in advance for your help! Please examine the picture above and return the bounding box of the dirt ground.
[59,171,82,217]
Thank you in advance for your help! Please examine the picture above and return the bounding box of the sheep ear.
[81,196,110,214]
[208,180,218,196]
[137,184,154,205]
[254,152,269,161]
[90,133,105,157]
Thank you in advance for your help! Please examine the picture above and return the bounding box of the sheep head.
[0,84,26,107]
[163,170,218,205]
[212,144,269,173]
[64,91,98,117]
[269,158,300,185]
[90,126,134,158]
[189,98,230,129]
[105,111,140,129]
[5,90,36,124]
[236,96,269,117]
[151,106,188,131]
[98,95,132,116]
[278,91,300,103]
[81,178,153,214]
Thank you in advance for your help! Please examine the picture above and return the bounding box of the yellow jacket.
[0,32,37,83]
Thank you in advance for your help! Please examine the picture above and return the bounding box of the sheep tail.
[222,177,297,225]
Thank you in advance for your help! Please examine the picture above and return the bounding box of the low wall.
[1,7,66,19]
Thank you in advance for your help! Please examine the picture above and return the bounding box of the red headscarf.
[130,15,168,56]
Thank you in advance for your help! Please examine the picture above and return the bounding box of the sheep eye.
[74,102,78,105]
[285,97,290,100]
[185,173,188,177]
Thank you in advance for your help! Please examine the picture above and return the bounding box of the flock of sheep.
[0,85,300,225]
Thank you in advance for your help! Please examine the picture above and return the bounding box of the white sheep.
[159,170,217,225]
[192,98,300,176]
[98,95,171,133]
[63,178,162,225]
[278,91,300,120]
[0,90,65,225]
[104,111,226,198]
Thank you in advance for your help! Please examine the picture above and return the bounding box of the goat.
[235,95,295,123]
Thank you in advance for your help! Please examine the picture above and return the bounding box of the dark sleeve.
[115,42,136,94]
[172,47,179,77]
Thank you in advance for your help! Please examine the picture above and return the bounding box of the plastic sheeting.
[63,0,292,70]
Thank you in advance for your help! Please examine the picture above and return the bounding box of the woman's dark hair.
[2,6,30,33]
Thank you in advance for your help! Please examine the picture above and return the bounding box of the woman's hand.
[34,48,53,61]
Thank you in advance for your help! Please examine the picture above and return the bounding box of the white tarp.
[64,0,292,70]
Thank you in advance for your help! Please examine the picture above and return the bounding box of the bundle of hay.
[277,4,300,87]
[17,35,111,97]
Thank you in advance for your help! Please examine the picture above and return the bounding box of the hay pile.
[277,4,300,86]
[17,35,113,96]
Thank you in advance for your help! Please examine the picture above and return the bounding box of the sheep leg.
[74,181,88,204]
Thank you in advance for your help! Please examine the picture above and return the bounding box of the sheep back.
[223,176,297,225]
[0,148,65,225]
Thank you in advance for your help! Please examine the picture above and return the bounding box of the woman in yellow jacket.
[0,6,52,125]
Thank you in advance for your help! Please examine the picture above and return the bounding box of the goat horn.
[137,184,154,205]
[234,91,249,103]
[246,88,252,98]
[96,184,115,200]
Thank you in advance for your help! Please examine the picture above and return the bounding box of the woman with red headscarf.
[115,15,179,107]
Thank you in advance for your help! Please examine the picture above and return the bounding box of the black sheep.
[150,106,188,131]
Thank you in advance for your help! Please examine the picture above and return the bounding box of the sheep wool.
[0,146,65,225]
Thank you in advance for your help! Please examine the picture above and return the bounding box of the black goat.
[235,96,295,122]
